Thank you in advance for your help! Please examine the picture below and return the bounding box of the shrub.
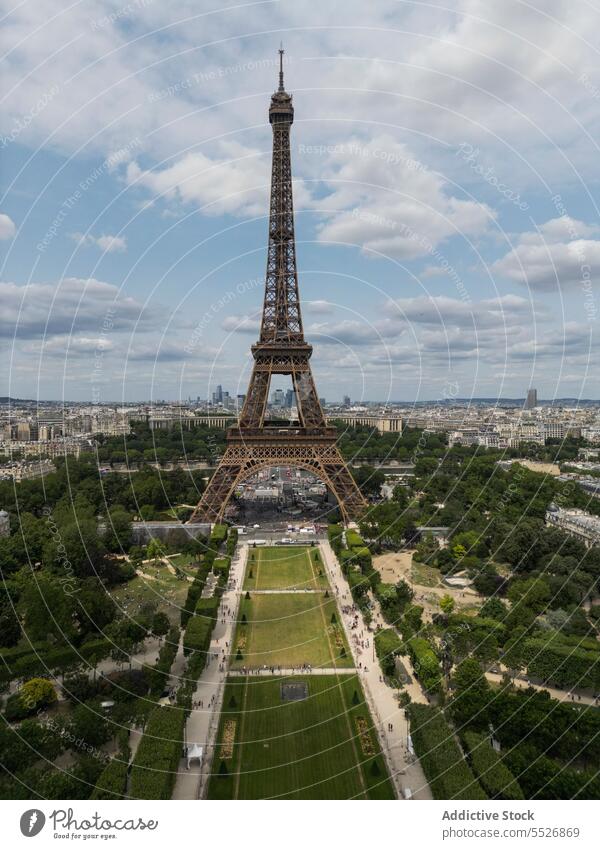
[328,524,344,555]
[407,637,443,695]
[91,757,129,800]
[353,547,372,571]
[6,678,57,720]
[148,626,181,696]
[210,524,228,549]
[462,731,524,800]
[408,704,487,800]
[226,529,238,557]
[374,629,403,678]
[213,557,231,584]
[345,530,365,549]
[130,705,185,799]
[519,638,600,690]
[338,549,356,574]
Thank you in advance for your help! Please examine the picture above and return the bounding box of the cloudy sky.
[1,0,599,402]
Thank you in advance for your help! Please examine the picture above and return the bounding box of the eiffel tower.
[190,50,366,525]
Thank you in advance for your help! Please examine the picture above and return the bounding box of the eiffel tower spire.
[190,53,367,525]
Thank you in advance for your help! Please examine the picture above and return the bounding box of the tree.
[18,570,76,643]
[69,702,111,749]
[508,576,551,615]
[103,508,133,553]
[19,678,57,713]
[44,518,106,579]
[439,594,455,616]
[480,598,508,621]
[74,579,116,635]
[146,538,165,564]
[450,659,491,730]
[352,465,386,499]
[152,612,171,640]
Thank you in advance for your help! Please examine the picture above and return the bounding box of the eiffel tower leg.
[316,449,366,524]
[189,452,245,524]
[239,369,270,428]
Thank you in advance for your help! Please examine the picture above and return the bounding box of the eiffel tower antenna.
[190,54,367,525]
[278,43,285,92]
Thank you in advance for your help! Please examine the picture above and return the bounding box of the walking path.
[320,542,432,800]
[172,544,248,800]
[485,671,599,708]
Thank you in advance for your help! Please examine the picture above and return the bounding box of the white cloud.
[0,277,160,340]
[305,300,335,315]
[221,314,261,334]
[493,217,600,290]
[313,135,494,259]
[0,214,16,239]
[70,232,127,252]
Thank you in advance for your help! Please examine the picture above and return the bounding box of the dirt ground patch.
[518,460,561,476]
[374,550,415,583]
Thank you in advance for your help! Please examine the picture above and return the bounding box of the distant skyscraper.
[343,395,351,407]
[526,388,538,410]
[285,389,294,408]
[236,394,246,410]
[272,389,285,407]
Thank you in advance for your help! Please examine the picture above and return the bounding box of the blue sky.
[1,0,599,402]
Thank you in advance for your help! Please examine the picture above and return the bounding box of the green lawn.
[110,563,190,624]
[232,592,353,670]
[244,546,328,591]
[208,675,395,800]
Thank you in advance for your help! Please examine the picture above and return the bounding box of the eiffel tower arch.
[190,50,366,526]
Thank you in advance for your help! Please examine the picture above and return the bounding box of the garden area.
[208,675,394,799]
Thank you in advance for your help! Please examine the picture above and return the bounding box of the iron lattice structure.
[190,52,366,525]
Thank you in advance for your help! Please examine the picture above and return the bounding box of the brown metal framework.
[190,51,366,525]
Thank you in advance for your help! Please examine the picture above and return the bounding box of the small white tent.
[187,744,203,769]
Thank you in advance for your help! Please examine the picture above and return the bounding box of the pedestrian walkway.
[320,541,432,800]
[172,545,248,800]
[485,670,599,707]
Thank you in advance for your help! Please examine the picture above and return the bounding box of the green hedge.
[374,629,404,678]
[183,598,219,658]
[91,757,129,800]
[407,637,443,694]
[0,638,113,683]
[148,627,181,697]
[462,731,524,800]
[408,704,487,800]
[210,523,228,549]
[213,557,231,584]
[130,705,185,799]
[328,524,344,554]
[345,530,365,549]
[339,549,356,573]
[353,546,373,571]
[521,638,600,690]
[180,561,212,628]
[225,529,238,557]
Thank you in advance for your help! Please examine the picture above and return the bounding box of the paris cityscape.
[1,1,599,842]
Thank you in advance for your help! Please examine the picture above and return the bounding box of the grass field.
[244,546,328,591]
[232,592,353,670]
[111,562,190,624]
[208,675,395,799]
